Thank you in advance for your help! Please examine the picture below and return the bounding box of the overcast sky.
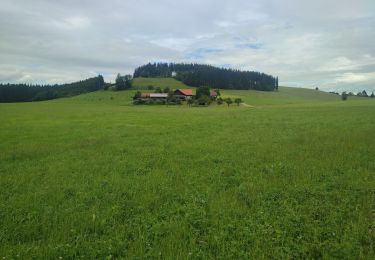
[1,0,374,92]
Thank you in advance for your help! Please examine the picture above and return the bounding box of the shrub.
[341,92,348,101]
[187,98,194,107]
[196,87,210,99]
[196,95,211,106]
[133,91,142,100]
[234,98,243,106]
[225,98,233,107]
[133,99,146,105]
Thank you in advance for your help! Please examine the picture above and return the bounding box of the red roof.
[175,89,193,96]
[210,90,218,97]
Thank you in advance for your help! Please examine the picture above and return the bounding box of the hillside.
[0,76,105,102]
[66,77,367,107]
[133,63,278,91]
[0,79,374,258]
[132,77,190,90]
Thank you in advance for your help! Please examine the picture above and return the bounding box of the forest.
[0,75,105,102]
[133,63,278,91]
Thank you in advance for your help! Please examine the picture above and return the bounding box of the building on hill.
[135,89,195,102]
[140,93,168,100]
[210,90,218,98]
[174,89,193,100]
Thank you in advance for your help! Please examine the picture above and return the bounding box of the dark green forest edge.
[0,76,105,102]
[134,63,278,91]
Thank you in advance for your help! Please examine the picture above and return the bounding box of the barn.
[174,89,193,100]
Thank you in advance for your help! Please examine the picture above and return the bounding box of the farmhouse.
[174,89,193,100]
[210,90,218,98]
[140,93,168,100]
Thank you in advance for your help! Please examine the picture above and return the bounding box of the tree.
[275,77,279,91]
[234,98,243,106]
[217,97,223,105]
[0,75,105,102]
[133,91,142,100]
[341,92,348,101]
[115,74,132,91]
[163,87,170,93]
[196,86,210,99]
[115,73,123,90]
[371,92,375,98]
[133,63,277,91]
[187,98,194,107]
[154,87,162,93]
[196,95,210,106]
[124,75,132,89]
[215,89,221,96]
[147,85,154,90]
[315,87,319,91]
[225,98,233,107]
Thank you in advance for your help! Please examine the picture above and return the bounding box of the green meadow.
[1,78,374,258]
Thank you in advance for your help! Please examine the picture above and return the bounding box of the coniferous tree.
[196,86,210,99]
[0,75,105,102]
[133,63,277,92]
[115,74,132,91]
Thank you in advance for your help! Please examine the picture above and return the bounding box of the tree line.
[0,76,105,102]
[133,63,278,91]
[341,90,375,100]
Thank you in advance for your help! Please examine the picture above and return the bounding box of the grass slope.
[131,77,190,90]
[0,80,374,258]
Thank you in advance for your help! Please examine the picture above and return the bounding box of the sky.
[0,0,374,93]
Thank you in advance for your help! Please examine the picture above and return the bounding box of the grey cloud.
[0,0,374,92]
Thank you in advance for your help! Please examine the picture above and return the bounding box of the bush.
[225,98,233,107]
[234,98,243,106]
[133,99,146,105]
[133,91,142,100]
[341,92,348,101]
[187,98,194,107]
[196,95,211,106]
[196,87,210,99]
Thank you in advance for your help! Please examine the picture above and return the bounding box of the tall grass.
[0,85,374,258]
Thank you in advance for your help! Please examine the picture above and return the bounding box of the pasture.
[0,79,374,258]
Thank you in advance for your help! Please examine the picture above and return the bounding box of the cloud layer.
[0,0,374,92]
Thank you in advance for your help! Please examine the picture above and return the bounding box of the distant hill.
[0,76,105,103]
[64,78,359,107]
[133,63,278,91]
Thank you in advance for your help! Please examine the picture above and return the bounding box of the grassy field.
[131,77,189,90]
[1,78,374,258]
